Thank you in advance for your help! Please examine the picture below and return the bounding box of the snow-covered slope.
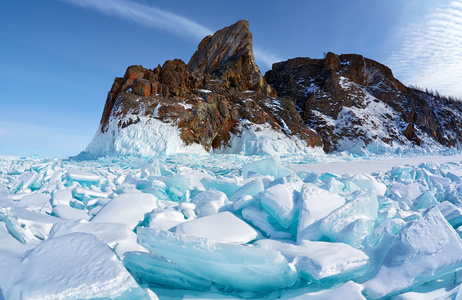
[86,114,209,156]
[85,112,320,156]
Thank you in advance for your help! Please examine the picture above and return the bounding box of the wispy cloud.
[58,0,279,68]
[59,0,213,40]
[389,0,462,98]
[254,47,283,70]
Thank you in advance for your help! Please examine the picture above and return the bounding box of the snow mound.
[5,232,147,299]
[172,211,259,244]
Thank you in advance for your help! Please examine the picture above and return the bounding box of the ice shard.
[137,227,297,293]
[363,207,462,299]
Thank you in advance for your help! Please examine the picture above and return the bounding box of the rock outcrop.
[265,53,462,153]
[188,20,274,96]
[87,20,322,157]
[85,20,462,157]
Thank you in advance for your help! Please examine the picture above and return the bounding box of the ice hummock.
[137,227,297,293]
[171,211,260,243]
[261,181,303,229]
[3,153,462,299]
[90,192,158,230]
[363,207,462,299]
[4,232,148,299]
[320,190,378,248]
[297,184,346,241]
[123,251,212,291]
[255,239,369,283]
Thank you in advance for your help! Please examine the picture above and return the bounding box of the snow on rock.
[5,232,149,300]
[255,239,369,283]
[172,211,259,243]
[214,121,322,156]
[91,192,158,230]
[363,207,462,299]
[137,228,297,293]
[86,115,209,156]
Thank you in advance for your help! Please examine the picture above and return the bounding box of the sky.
[0,0,461,157]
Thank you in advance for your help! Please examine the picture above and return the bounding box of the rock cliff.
[265,53,462,153]
[86,20,322,157]
[85,20,462,157]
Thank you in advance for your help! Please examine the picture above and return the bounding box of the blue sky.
[1,0,460,156]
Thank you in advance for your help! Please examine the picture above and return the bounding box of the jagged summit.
[86,20,320,157]
[188,20,253,74]
[84,20,462,157]
[188,20,273,95]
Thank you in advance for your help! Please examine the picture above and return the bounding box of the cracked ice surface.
[1,153,462,298]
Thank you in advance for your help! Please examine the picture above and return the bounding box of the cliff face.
[265,53,462,153]
[87,20,322,157]
[86,20,462,157]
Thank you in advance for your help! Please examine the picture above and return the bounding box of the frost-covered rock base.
[2,153,462,299]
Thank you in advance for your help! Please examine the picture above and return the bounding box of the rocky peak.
[87,20,462,158]
[265,52,462,153]
[188,20,275,96]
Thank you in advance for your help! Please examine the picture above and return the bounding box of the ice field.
[2,151,462,299]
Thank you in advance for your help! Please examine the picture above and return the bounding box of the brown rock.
[265,52,462,152]
[96,20,462,156]
[188,20,275,96]
[160,59,193,97]
[133,78,151,97]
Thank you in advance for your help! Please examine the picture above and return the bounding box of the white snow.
[255,239,369,283]
[172,211,259,243]
[363,207,462,299]
[4,232,147,299]
[85,115,209,156]
[214,120,325,156]
[91,192,158,230]
[298,184,346,241]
